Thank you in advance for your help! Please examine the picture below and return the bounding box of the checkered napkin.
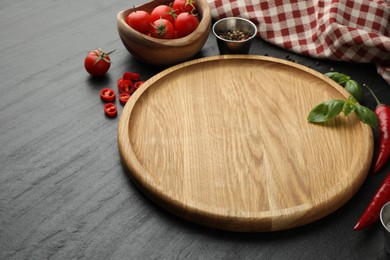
[207,0,390,85]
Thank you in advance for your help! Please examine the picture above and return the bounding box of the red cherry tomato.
[100,88,116,102]
[84,48,114,77]
[134,81,145,89]
[172,0,197,14]
[150,5,177,24]
[119,92,131,105]
[175,12,199,37]
[125,10,151,34]
[150,18,175,39]
[104,103,117,118]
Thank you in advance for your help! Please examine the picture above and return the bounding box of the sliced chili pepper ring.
[100,88,116,102]
[134,81,145,89]
[119,92,131,105]
[117,78,133,93]
[104,103,117,117]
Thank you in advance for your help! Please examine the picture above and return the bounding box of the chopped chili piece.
[104,103,117,118]
[117,79,134,93]
[134,81,145,89]
[100,88,116,102]
[119,92,131,105]
[123,72,140,81]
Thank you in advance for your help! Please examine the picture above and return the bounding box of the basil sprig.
[308,96,378,129]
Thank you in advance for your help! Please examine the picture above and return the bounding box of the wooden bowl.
[117,0,211,67]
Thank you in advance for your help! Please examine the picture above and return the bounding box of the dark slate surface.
[1,0,389,259]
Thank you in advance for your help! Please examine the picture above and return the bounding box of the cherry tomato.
[150,5,176,24]
[150,18,175,39]
[84,48,114,77]
[175,12,199,37]
[126,10,151,34]
[104,103,117,118]
[134,81,145,89]
[123,72,140,81]
[172,0,197,14]
[119,92,131,105]
[117,78,134,93]
[100,88,116,102]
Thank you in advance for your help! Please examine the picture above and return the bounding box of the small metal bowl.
[380,201,390,254]
[212,17,257,54]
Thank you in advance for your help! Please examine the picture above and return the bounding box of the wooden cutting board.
[118,55,373,232]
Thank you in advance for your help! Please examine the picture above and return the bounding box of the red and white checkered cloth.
[207,0,390,85]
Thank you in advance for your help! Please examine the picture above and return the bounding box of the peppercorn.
[218,29,251,41]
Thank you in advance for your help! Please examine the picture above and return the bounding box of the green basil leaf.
[346,95,357,104]
[354,104,379,129]
[343,102,355,116]
[345,80,363,102]
[324,72,350,85]
[308,100,345,123]
[324,72,339,78]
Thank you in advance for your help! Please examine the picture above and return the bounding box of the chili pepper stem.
[364,83,382,106]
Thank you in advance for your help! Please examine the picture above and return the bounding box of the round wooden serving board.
[118,55,373,232]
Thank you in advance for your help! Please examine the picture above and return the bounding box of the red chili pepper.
[100,88,116,102]
[353,172,390,230]
[104,103,117,118]
[119,92,131,105]
[365,84,390,174]
[373,105,390,174]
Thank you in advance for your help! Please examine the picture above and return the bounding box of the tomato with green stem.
[150,18,175,39]
[84,48,115,77]
[172,0,197,14]
[175,12,199,37]
[150,5,176,24]
[126,10,151,34]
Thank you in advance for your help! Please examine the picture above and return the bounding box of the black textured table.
[1,0,389,259]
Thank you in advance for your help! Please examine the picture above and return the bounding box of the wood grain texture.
[1,0,389,258]
[118,55,373,232]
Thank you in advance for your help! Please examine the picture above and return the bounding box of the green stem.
[364,83,381,106]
